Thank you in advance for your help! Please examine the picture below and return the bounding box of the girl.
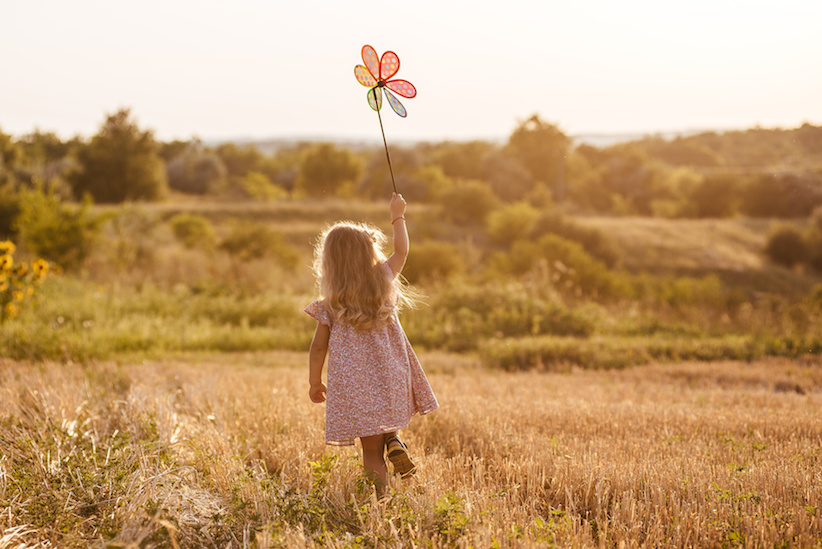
[305,193,438,492]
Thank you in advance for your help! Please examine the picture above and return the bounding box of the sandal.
[386,435,417,479]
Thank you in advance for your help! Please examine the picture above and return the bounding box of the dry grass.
[2,352,821,548]
[577,216,768,272]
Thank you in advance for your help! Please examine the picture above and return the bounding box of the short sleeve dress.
[304,265,439,446]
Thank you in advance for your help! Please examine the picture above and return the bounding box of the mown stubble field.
[1,353,821,548]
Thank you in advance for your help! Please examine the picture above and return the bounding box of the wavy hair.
[312,221,415,330]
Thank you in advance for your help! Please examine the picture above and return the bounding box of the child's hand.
[309,382,327,403]
[390,192,406,219]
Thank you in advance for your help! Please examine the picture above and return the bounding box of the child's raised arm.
[386,192,408,275]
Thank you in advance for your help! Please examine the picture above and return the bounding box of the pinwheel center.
[376,80,386,88]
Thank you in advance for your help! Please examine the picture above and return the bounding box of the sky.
[2,0,820,144]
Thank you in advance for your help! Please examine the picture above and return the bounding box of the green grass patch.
[479,334,822,370]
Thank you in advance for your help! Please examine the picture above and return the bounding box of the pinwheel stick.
[373,88,399,194]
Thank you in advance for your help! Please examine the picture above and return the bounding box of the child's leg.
[360,433,388,493]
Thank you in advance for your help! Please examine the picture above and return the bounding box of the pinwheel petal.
[367,87,383,111]
[362,45,380,80]
[385,79,416,98]
[384,88,407,117]
[355,65,377,87]
[380,51,400,81]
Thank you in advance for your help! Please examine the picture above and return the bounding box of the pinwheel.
[354,44,417,193]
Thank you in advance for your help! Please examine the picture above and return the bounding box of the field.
[2,352,821,548]
[3,194,822,547]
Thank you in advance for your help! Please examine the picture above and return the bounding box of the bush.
[170,213,216,249]
[166,150,226,194]
[486,202,539,246]
[530,211,621,267]
[220,222,299,268]
[402,282,595,352]
[15,184,100,270]
[499,234,631,300]
[689,174,740,218]
[401,165,454,203]
[741,173,822,218]
[479,335,756,371]
[103,206,161,271]
[764,224,809,267]
[437,180,500,225]
[0,183,21,238]
[239,172,288,201]
[403,241,466,283]
[483,151,534,202]
[296,143,362,197]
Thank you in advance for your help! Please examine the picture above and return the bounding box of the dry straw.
[1,352,820,547]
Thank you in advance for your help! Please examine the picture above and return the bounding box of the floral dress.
[304,269,439,446]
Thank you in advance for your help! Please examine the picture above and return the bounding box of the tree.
[214,143,265,178]
[69,108,168,203]
[296,143,362,197]
[358,146,420,199]
[689,174,740,218]
[15,183,100,270]
[505,115,570,200]
[432,140,495,180]
[0,129,22,186]
[484,151,534,202]
[764,224,809,268]
[166,144,227,195]
[741,173,822,218]
[438,180,500,225]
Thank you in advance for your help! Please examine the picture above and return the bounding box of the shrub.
[437,180,499,225]
[741,173,822,218]
[483,151,534,202]
[166,150,226,194]
[170,213,216,249]
[500,234,631,300]
[403,241,466,283]
[479,334,756,371]
[296,143,362,197]
[0,183,21,238]
[537,234,629,298]
[530,211,621,267]
[764,224,809,267]
[689,174,741,218]
[653,274,724,309]
[104,205,161,271]
[486,202,539,246]
[220,222,299,268]
[239,172,288,201]
[15,184,100,270]
[402,282,595,352]
[402,165,454,203]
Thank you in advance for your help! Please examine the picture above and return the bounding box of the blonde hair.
[312,221,414,330]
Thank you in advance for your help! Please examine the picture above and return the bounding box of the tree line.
[2,108,821,230]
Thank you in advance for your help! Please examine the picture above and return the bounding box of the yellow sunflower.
[32,259,49,277]
[0,241,15,255]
